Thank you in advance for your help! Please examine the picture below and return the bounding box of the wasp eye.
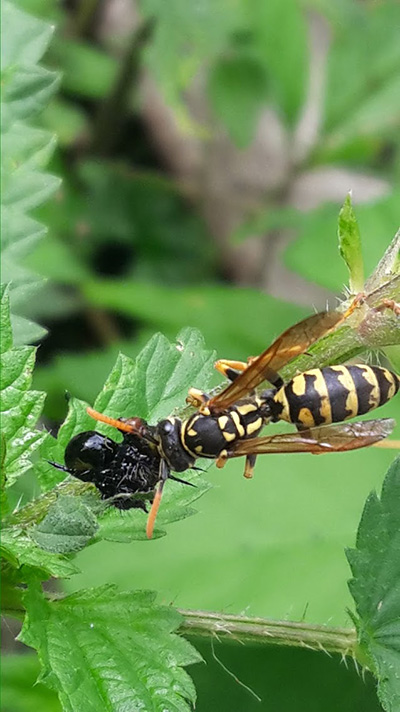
[64,431,117,472]
[160,420,174,433]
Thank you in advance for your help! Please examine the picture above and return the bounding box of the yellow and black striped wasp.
[81,300,399,538]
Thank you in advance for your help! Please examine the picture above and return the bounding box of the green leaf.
[1,0,60,344]
[1,528,79,579]
[325,74,400,153]
[141,0,241,112]
[77,161,214,283]
[338,195,365,293]
[1,654,61,712]
[93,328,216,425]
[385,345,400,373]
[347,456,400,712]
[246,0,308,123]
[32,496,99,554]
[1,1,53,70]
[0,286,46,487]
[10,313,48,346]
[82,279,307,359]
[33,334,153,421]
[284,190,400,292]
[20,580,201,712]
[324,3,400,150]
[38,98,88,147]
[49,37,118,99]
[208,55,268,147]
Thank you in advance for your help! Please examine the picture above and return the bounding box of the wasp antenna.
[146,480,166,539]
[86,407,135,434]
[191,465,206,472]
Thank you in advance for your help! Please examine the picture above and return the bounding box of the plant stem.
[178,609,357,655]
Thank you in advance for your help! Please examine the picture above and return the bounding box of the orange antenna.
[86,407,149,436]
[146,481,166,539]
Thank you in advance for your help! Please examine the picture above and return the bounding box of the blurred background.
[6,0,400,709]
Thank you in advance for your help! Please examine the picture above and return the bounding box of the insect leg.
[215,450,229,469]
[348,292,400,317]
[244,453,257,479]
[146,459,170,539]
[373,298,400,316]
[186,388,210,407]
[216,359,285,390]
[214,359,248,382]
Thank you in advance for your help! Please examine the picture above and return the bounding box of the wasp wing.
[227,419,395,456]
[207,310,347,410]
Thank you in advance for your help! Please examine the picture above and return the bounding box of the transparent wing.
[228,419,395,456]
[207,310,347,410]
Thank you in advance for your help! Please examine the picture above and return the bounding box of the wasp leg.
[244,453,257,479]
[146,459,170,539]
[374,298,400,316]
[186,387,210,407]
[216,450,229,469]
[295,423,315,437]
[216,358,284,389]
[348,293,400,317]
[215,359,248,382]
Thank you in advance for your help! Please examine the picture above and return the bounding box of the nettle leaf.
[94,327,216,424]
[338,194,365,293]
[20,580,201,712]
[1,0,60,344]
[35,328,214,540]
[347,456,400,712]
[1,528,79,579]
[32,496,99,554]
[0,286,46,489]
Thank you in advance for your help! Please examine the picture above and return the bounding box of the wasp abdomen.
[272,365,400,428]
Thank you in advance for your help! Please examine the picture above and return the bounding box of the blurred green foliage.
[2,0,400,709]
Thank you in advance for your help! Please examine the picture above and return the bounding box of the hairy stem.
[179,609,357,655]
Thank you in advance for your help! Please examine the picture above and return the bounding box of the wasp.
[74,301,399,538]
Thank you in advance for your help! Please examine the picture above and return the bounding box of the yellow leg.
[216,451,228,469]
[186,387,209,408]
[214,359,248,379]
